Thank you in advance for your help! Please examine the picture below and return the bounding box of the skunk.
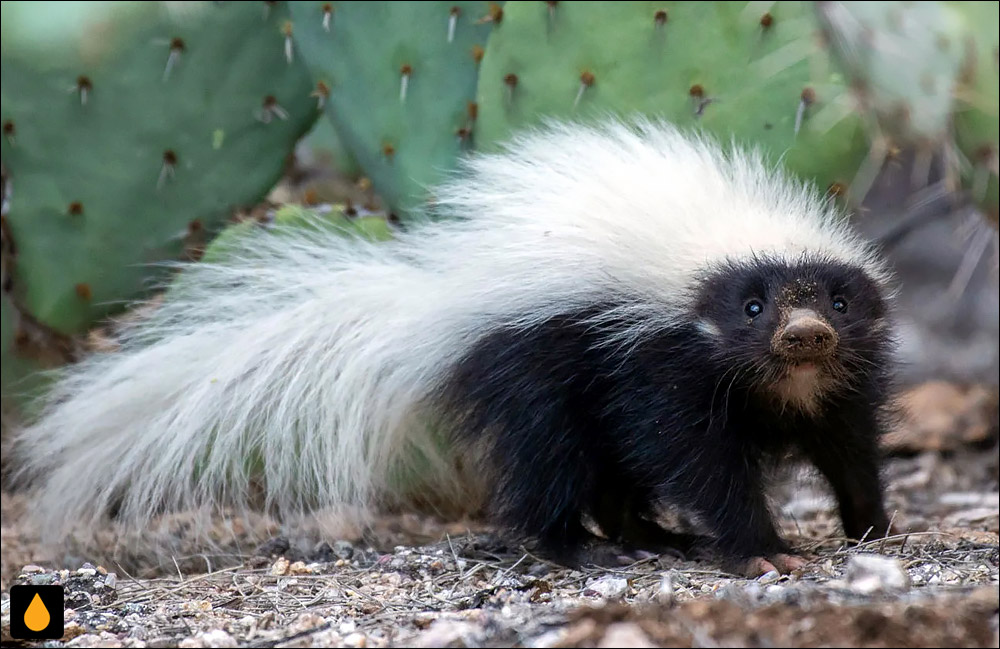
[13,119,897,576]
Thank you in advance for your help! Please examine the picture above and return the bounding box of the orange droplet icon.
[24,592,51,632]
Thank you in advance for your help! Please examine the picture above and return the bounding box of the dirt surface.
[1,382,997,648]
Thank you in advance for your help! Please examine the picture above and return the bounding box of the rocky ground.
[1,381,998,648]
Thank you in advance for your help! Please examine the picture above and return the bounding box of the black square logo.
[9,584,65,640]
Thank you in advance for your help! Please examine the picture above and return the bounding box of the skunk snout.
[774,309,837,361]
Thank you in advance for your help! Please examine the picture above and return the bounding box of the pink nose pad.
[776,309,837,360]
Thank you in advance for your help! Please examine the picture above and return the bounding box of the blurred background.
[860,151,998,386]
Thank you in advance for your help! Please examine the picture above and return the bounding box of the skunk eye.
[744,299,764,318]
[832,296,848,313]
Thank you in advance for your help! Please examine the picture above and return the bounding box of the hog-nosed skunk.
[13,119,898,576]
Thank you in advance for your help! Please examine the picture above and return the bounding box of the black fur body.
[441,256,895,572]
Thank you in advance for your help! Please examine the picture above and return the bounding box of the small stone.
[598,622,655,648]
[530,629,567,648]
[121,602,148,616]
[288,612,327,635]
[181,600,213,614]
[414,620,481,648]
[758,569,781,584]
[343,632,367,648]
[289,561,311,575]
[20,564,46,574]
[270,557,291,576]
[65,590,94,609]
[62,621,86,640]
[68,631,123,647]
[104,573,117,588]
[286,629,342,648]
[583,576,630,600]
[655,573,674,605]
[76,568,97,578]
[30,573,57,586]
[179,629,238,648]
[845,554,910,593]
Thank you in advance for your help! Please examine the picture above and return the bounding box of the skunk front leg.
[653,441,804,577]
[801,409,892,543]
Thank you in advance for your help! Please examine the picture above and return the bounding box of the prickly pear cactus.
[299,118,364,181]
[0,291,62,424]
[288,1,501,218]
[475,1,869,200]
[200,203,393,266]
[1,292,26,411]
[948,1,999,224]
[0,1,319,335]
[816,1,968,148]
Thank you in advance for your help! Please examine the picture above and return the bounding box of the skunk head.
[694,255,891,414]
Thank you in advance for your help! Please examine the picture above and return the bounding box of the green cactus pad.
[0,292,59,422]
[288,1,500,219]
[0,1,319,335]
[475,1,869,199]
[948,1,999,223]
[0,293,26,407]
[199,203,393,266]
[300,118,364,181]
[816,1,968,147]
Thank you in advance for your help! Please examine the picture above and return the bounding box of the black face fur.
[693,256,891,414]
[439,257,896,575]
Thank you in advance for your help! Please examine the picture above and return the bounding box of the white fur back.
[14,119,890,542]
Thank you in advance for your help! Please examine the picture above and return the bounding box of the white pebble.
[597,622,655,648]
[179,629,238,648]
[414,620,481,648]
[655,573,674,605]
[757,569,780,584]
[845,554,910,593]
[584,576,630,600]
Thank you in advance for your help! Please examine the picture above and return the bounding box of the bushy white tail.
[14,217,479,541]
